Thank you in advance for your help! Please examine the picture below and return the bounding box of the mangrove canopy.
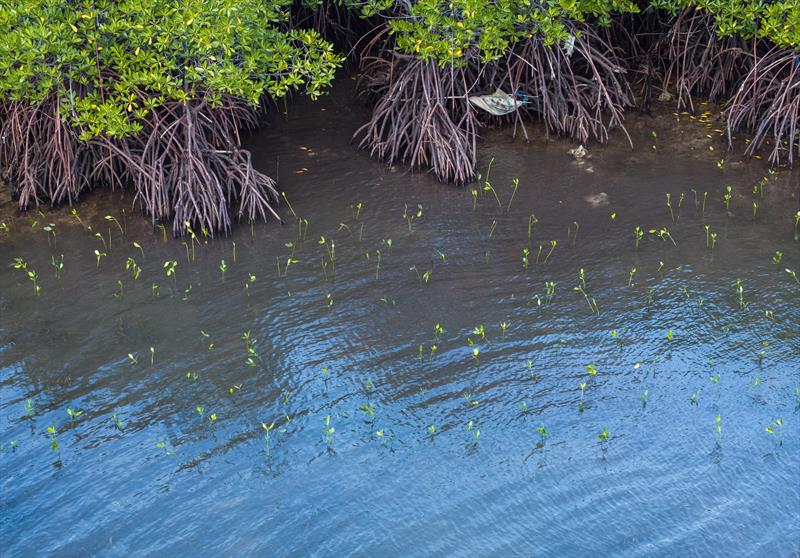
[1,0,798,234]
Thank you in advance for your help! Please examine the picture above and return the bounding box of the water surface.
[1,86,799,557]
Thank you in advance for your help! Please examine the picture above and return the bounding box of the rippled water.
[1,87,799,556]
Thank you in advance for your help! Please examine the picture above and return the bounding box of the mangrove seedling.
[628,266,636,287]
[184,223,199,260]
[262,421,276,457]
[772,251,782,266]
[666,193,675,222]
[351,202,363,221]
[94,232,107,250]
[543,240,557,265]
[690,389,701,405]
[597,426,610,451]
[434,323,445,340]
[94,249,106,268]
[281,192,297,220]
[127,353,139,365]
[359,404,375,424]
[409,265,432,285]
[163,260,177,286]
[47,426,59,451]
[702,192,708,216]
[105,215,124,237]
[545,281,556,304]
[765,418,783,447]
[482,178,502,208]
[23,399,34,417]
[585,365,598,376]
[634,226,643,249]
[735,279,747,309]
[654,227,677,247]
[528,214,538,239]
[579,382,587,412]
[149,346,155,366]
[244,273,256,294]
[229,384,243,394]
[51,254,64,279]
[126,257,141,280]
[10,259,41,295]
[500,322,509,339]
[574,283,598,314]
[219,259,227,282]
[723,185,732,210]
[568,221,579,246]
[536,425,548,447]
[785,268,800,285]
[133,241,144,259]
[795,210,800,240]
[713,415,723,443]
[323,415,335,447]
[466,420,481,446]
[43,223,56,247]
[402,203,424,232]
[752,201,759,220]
[507,178,519,212]
[112,414,124,431]
[70,208,87,229]
[522,247,530,269]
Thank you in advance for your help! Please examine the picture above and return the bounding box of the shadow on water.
[1,82,799,556]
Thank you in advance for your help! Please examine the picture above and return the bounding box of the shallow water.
[1,86,799,557]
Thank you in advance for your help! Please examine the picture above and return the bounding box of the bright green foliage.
[383,0,796,66]
[0,0,342,139]
[650,1,799,48]
[388,0,639,65]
